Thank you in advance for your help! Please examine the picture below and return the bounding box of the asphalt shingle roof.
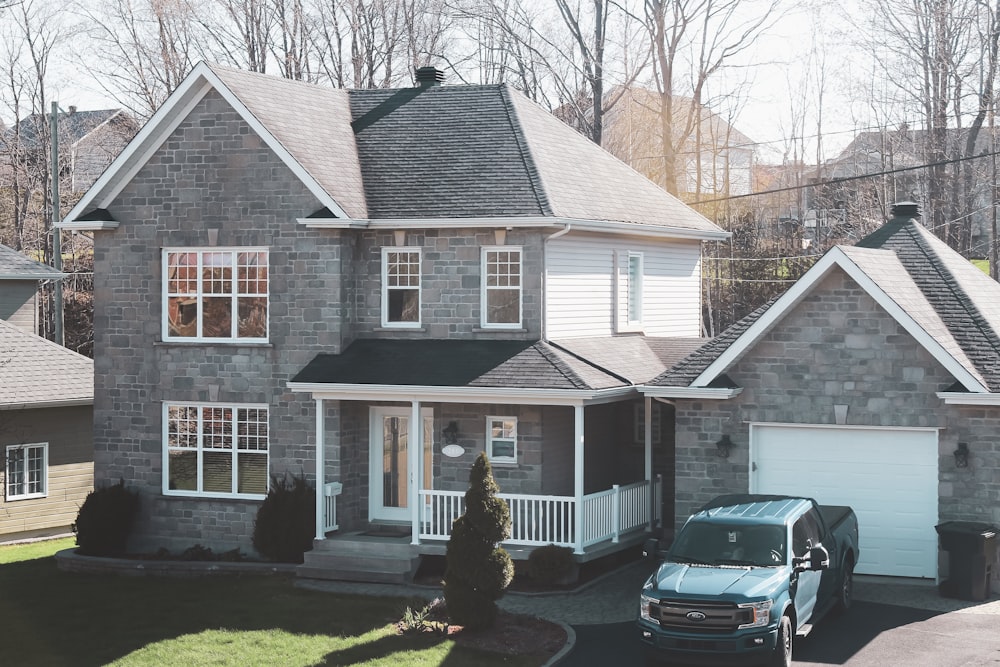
[552,336,709,385]
[0,318,93,407]
[0,244,64,279]
[291,339,626,391]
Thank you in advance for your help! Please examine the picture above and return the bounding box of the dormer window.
[615,249,643,332]
[481,246,522,328]
[163,248,268,342]
[382,248,421,327]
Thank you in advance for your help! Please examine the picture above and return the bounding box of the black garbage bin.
[935,521,998,601]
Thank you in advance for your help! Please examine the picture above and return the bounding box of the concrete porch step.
[297,535,422,584]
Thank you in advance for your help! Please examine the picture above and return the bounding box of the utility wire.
[694,149,1000,204]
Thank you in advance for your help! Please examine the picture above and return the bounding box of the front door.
[369,407,433,523]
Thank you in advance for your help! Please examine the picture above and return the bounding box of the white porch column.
[644,395,653,530]
[315,398,326,541]
[410,400,421,545]
[574,404,585,555]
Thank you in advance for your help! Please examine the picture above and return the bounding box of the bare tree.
[197,0,275,73]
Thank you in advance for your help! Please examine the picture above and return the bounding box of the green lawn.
[0,539,547,667]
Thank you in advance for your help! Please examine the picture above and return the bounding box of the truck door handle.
[752,462,758,471]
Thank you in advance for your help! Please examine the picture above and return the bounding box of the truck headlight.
[737,600,773,629]
[640,593,658,621]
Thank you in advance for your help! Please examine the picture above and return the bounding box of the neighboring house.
[0,244,64,334]
[59,63,727,579]
[599,86,756,200]
[0,249,93,540]
[0,107,138,193]
[642,202,1000,591]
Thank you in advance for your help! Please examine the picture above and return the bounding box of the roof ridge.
[534,341,591,389]
[499,86,554,216]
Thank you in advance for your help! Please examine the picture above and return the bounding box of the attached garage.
[750,423,938,579]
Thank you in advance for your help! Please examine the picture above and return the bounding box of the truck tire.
[835,556,854,613]
[769,615,792,667]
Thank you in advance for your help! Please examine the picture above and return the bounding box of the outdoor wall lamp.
[443,421,459,446]
[716,434,734,459]
[954,442,969,468]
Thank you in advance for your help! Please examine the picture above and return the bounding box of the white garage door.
[751,424,938,578]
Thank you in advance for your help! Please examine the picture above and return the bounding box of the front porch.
[302,475,663,583]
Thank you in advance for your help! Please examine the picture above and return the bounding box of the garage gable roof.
[645,242,990,394]
[0,318,94,408]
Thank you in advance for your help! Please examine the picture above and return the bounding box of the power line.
[694,149,1000,205]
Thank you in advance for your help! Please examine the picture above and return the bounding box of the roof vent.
[890,201,920,219]
[415,66,445,87]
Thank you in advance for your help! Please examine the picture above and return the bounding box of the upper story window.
[164,249,268,342]
[615,250,643,332]
[382,248,421,327]
[486,417,517,464]
[5,443,47,500]
[482,247,522,328]
[163,403,269,499]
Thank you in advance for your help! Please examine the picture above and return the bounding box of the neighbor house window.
[382,248,421,327]
[164,248,268,342]
[482,247,522,327]
[164,403,269,498]
[5,443,47,500]
[486,417,517,464]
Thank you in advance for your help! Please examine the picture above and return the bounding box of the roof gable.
[648,245,989,392]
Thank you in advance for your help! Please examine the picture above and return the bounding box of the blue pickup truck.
[638,494,859,667]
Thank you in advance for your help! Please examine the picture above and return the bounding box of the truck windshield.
[668,522,787,567]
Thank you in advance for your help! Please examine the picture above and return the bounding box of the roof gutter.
[286,381,636,406]
[936,392,1000,406]
[637,385,743,400]
[0,397,94,411]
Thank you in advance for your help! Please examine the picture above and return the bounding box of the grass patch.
[0,539,548,667]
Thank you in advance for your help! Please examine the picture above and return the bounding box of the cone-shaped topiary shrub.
[252,473,316,563]
[443,452,514,629]
[73,479,140,557]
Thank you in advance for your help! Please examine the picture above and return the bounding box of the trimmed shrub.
[443,453,514,630]
[72,479,140,557]
[527,544,577,585]
[252,473,316,563]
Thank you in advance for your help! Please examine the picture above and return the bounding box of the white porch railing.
[324,482,343,533]
[418,475,662,551]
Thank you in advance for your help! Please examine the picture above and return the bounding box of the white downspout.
[314,398,326,541]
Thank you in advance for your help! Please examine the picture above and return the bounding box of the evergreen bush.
[527,544,577,585]
[443,453,514,629]
[72,479,140,557]
[252,473,316,563]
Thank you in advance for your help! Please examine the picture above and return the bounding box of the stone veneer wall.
[671,270,1000,587]
[94,90,344,554]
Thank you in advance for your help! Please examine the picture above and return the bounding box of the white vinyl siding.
[545,234,702,338]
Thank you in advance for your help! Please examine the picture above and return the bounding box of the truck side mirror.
[808,545,830,571]
[643,538,660,561]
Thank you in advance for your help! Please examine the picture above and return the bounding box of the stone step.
[309,537,417,557]
[296,564,414,585]
[298,550,422,584]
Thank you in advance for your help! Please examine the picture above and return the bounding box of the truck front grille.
[650,598,752,633]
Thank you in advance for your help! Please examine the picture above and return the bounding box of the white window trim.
[5,442,48,501]
[480,245,523,329]
[162,402,269,500]
[615,249,644,333]
[161,247,270,343]
[381,246,422,328]
[486,416,518,464]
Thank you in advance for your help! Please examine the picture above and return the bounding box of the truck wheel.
[769,615,792,667]
[835,557,854,613]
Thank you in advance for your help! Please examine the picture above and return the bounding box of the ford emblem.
[686,611,707,622]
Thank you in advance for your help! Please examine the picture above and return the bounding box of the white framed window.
[163,403,269,499]
[163,248,269,342]
[381,247,421,327]
[615,250,644,332]
[5,443,47,500]
[481,246,522,328]
[486,417,517,464]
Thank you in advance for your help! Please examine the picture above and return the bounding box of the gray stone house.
[59,62,727,579]
[642,202,1000,590]
[0,248,93,540]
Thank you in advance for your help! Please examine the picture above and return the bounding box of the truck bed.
[820,505,853,531]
